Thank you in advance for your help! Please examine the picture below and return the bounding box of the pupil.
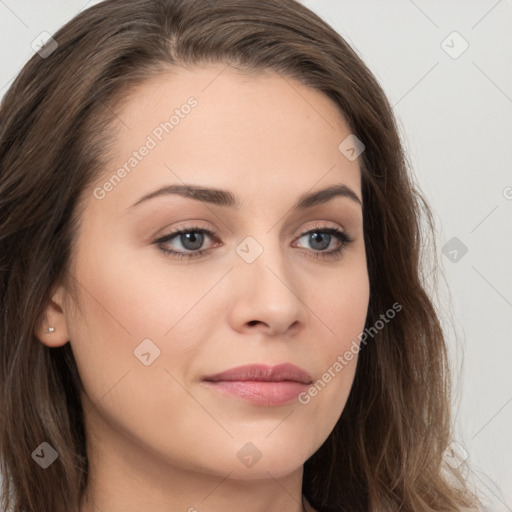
[182,232,204,250]
[310,232,330,250]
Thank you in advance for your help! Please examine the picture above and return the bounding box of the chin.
[197,437,314,481]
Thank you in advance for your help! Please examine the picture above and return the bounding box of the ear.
[35,285,70,347]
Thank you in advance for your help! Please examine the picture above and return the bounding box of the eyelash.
[154,224,354,260]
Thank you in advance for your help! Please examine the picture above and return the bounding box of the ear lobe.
[35,286,70,347]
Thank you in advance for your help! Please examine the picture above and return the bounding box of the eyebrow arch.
[128,183,362,210]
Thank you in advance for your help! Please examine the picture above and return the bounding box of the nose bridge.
[229,229,308,333]
[237,230,291,293]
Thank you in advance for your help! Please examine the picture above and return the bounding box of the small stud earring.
[46,326,55,334]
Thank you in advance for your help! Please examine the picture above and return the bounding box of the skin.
[37,63,370,512]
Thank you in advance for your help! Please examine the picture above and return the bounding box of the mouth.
[202,363,313,406]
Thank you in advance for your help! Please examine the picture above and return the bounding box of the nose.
[227,240,309,337]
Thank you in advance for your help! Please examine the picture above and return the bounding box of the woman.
[0,0,481,511]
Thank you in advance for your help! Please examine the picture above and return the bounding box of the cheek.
[64,249,208,448]
[296,260,369,419]
[70,237,219,338]
[320,257,370,350]
[65,242,224,395]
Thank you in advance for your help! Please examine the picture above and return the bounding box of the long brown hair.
[0,0,481,510]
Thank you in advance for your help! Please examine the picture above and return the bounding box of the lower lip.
[203,380,310,406]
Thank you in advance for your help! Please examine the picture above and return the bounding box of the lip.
[202,364,313,406]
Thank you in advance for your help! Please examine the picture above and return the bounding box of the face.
[40,64,369,482]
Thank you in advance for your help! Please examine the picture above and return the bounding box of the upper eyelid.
[163,218,346,235]
[158,223,346,239]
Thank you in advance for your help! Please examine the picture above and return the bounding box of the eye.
[292,226,353,259]
[154,225,218,259]
[153,224,353,260]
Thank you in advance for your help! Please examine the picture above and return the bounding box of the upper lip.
[203,363,313,384]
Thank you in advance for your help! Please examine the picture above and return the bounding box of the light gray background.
[1,1,510,510]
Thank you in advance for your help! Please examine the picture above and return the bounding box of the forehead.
[93,63,362,212]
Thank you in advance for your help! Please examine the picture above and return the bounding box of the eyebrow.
[128,183,362,210]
